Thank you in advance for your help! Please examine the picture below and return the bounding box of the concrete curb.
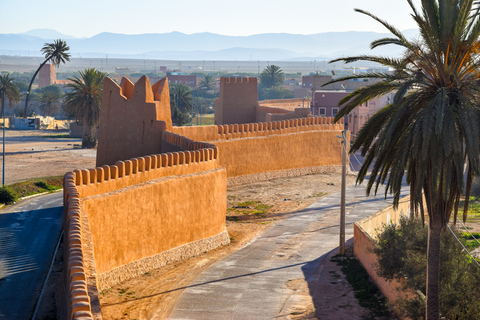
[19,188,63,201]
[0,188,63,209]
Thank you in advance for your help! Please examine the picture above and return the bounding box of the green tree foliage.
[375,217,480,320]
[170,83,192,126]
[35,90,62,116]
[63,68,106,148]
[197,74,216,91]
[259,86,293,100]
[24,39,71,117]
[329,1,480,318]
[259,65,284,89]
[258,65,291,100]
[0,73,21,115]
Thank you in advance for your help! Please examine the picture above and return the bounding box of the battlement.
[220,76,257,84]
[96,76,172,167]
[76,137,218,198]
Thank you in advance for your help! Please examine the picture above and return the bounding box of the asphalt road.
[0,192,63,320]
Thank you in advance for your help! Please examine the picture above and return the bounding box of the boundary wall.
[171,117,344,178]
[59,139,228,320]
[354,197,418,310]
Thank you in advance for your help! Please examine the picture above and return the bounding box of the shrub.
[0,186,18,204]
[374,217,480,320]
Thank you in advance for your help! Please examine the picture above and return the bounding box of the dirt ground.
[97,173,377,320]
[1,129,96,185]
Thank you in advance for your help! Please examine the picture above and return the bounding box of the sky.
[0,0,422,37]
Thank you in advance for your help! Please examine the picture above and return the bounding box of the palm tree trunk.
[426,219,442,320]
[82,109,97,149]
[24,58,51,118]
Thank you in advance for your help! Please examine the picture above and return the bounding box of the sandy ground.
[1,129,96,184]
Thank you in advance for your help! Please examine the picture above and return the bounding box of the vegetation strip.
[0,175,63,205]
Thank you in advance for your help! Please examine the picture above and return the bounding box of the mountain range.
[0,29,419,61]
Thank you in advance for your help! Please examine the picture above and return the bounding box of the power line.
[456,217,480,246]
[446,224,480,268]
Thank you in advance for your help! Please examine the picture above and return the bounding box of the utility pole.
[340,128,347,255]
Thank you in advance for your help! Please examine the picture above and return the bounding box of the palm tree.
[329,1,480,319]
[24,39,70,117]
[170,83,192,125]
[259,65,284,89]
[0,73,20,185]
[0,73,21,115]
[63,68,106,148]
[198,74,216,91]
[35,90,62,116]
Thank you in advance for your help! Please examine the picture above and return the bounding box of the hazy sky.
[1,0,422,37]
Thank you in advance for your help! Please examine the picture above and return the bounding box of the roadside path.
[0,192,63,320]
[168,183,408,319]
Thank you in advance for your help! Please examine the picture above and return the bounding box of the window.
[332,108,339,116]
[319,108,326,116]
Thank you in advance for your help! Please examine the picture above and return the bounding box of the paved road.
[169,183,408,320]
[0,192,63,320]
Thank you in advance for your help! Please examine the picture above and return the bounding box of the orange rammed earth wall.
[58,173,101,320]
[172,117,345,177]
[354,196,418,314]
[60,141,227,318]
[214,77,258,125]
[96,76,172,167]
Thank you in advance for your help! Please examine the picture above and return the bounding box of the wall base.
[96,230,230,291]
[227,165,346,187]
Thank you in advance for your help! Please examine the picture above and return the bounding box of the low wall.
[354,197,416,307]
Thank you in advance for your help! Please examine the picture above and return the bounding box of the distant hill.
[0,29,419,61]
[20,29,81,40]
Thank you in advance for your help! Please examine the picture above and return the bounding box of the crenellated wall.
[60,76,346,319]
[96,76,172,167]
[214,76,258,125]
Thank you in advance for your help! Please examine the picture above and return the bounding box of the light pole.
[200,87,207,125]
[1,91,5,186]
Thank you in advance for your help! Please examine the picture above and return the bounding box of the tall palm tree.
[198,74,216,91]
[259,65,284,89]
[0,73,20,185]
[24,39,70,117]
[0,73,21,115]
[63,68,106,148]
[35,90,62,116]
[329,1,480,319]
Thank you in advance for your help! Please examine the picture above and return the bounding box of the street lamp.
[1,90,5,186]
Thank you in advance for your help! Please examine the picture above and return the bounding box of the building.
[167,72,197,88]
[312,89,393,136]
[38,64,56,88]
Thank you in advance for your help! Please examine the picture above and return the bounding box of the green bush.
[0,186,18,204]
[374,217,480,320]
[34,181,57,191]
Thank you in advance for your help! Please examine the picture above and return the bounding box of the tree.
[329,1,480,319]
[169,83,192,126]
[259,65,284,89]
[35,90,62,116]
[24,39,70,118]
[0,73,21,115]
[63,68,106,148]
[198,74,216,91]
